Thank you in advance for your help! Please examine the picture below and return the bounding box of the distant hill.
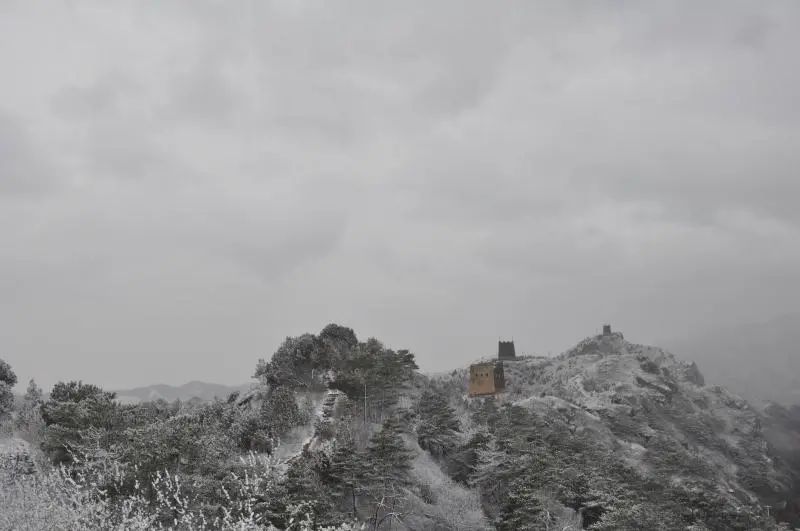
[114,381,253,404]
[662,314,800,406]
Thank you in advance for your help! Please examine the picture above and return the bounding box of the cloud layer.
[1,1,799,388]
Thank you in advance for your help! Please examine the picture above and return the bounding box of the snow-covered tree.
[0,358,17,420]
[40,381,119,464]
[365,416,414,528]
[262,385,307,435]
[415,388,460,458]
[326,437,369,518]
[13,379,45,438]
[22,379,42,405]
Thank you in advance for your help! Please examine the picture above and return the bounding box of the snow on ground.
[273,391,328,465]
[274,388,346,468]
[403,434,491,531]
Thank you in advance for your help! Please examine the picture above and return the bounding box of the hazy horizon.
[3,2,800,391]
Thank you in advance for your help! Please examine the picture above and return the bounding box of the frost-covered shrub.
[0,449,361,530]
[0,463,152,530]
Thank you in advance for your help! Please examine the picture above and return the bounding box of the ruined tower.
[602,324,612,336]
[498,340,516,360]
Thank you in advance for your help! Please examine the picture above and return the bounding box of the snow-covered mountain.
[5,325,800,528]
[434,331,800,527]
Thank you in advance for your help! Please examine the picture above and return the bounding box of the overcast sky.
[2,1,799,390]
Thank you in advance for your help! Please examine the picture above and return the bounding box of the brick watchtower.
[468,361,505,396]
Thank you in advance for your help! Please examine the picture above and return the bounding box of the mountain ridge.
[114,380,252,404]
[429,330,800,527]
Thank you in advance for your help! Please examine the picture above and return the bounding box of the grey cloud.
[88,126,171,180]
[1,1,800,390]
[161,62,240,128]
[51,73,142,121]
[0,113,56,196]
[226,214,347,282]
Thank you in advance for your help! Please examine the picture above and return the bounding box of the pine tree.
[496,474,549,531]
[23,379,43,405]
[326,438,367,518]
[262,386,305,435]
[15,379,45,434]
[282,457,333,528]
[40,381,120,464]
[471,395,500,427]
[366,416,415,528]
[446,430,490,484]
[416,388,460,458]
[0,358,17,419]
[367,416,414,483]
[470,436,518,513]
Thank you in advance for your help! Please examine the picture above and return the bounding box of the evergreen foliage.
[325,437,368,518]
[254,324,360,390]
[0,358,16,387]
[0,358,17,419]
[13,379,45,437]
[328,340,418,417]
[367,416,414,485]
[262,386,307,436]
[495,475,550,531]
[40,380,121,464]
[415,388,460,458]
[364,416,415,528]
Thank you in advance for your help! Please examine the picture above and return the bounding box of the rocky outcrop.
[684,361,706,386]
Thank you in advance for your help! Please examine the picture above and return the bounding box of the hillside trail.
[274,388,344,466]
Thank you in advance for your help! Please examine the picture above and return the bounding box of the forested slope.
[428,332,800,529]
[2,326,800,529]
